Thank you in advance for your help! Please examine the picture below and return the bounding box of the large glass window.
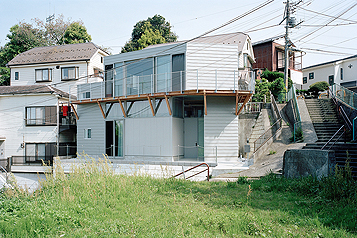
[61,67,78,81]
[172,54,185,91]
[106,120,124,157]
[126,58,153,95]
[114,63,124,96]
[25,143,55,162]
[105,64,113,97]
[155,55,171,92]
[26,106,56,125]
[36,69,52,82]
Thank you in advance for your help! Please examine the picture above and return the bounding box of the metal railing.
[253,93,283,152]
[321,86,353,150]
[172,163,210,181]
[239,102,263,114]
[77,69,255,100]
[0,165,9,184]
[287,84,302,142]
[331,84,357,109]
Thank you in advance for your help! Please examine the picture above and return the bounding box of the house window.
[329,75,334,86]
[341,68,343,80]
[309,72,314,79]
[84,128,91,139]
[25,143,55,162]
[82,92,91,99]
[35,68,52,82]
[26,106,57,125]
[243,54,248,67]
[61,67,78,81]
[303,77,307,84]
[15,72,19,80]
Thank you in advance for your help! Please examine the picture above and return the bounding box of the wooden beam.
[105,102,114,118]
[118,99,127,118]
[204,90,207,115]
[97,100,106,119]
[164,95,172,116]
[237,95,252,116]
[69,103,79,120]
[126,101,134,116]
[155,99,163,115]
[147,95,155,117]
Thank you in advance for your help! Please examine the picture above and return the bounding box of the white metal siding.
[204,96,239,163]
[172,117,184,157]
[77,103,105,157]
[186,43,238,90]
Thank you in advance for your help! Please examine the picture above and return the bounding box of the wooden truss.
[70,89,253,119]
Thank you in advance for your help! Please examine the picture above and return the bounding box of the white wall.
[204,96,239,163]
[302,57,357,90]
[0,94,58,159]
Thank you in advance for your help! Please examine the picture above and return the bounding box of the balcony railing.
[77,70,255,100]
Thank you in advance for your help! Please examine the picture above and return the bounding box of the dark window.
[309,72,314,79]
[105,64,114,97]
[172,54,185,91]
[61,67,78,81]
[26,106,57,126]
[15,72,19,80]
[84,128,91,139]
[36,68,52,82]
[303,77,307,84]
[25,143,55,163]
[341,68,343,80]
[82,92,91,99]
[106,121,114,156]
[328,75,334,86]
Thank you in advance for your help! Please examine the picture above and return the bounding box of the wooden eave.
[72,89,253,116]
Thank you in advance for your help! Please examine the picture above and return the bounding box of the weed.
[269,150,277,155]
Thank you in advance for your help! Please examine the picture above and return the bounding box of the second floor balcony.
[77,69,255,101]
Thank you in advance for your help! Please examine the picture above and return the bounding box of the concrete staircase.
[303,98,356,177]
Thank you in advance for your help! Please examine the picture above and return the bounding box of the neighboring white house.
[7,42,108,95]
[302,55,357,91]
[0,43,108,168]
[73,32,256,166]
[0,85,76,167]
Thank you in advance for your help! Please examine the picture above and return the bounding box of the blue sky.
[1,0,356,67]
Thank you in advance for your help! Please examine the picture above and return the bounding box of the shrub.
[309,81,329,96]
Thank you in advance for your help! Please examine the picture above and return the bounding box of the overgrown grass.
[0,156,356,237]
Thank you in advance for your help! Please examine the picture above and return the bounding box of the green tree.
[309,81,329,96]
[269,77,286,99]
[261,69,284,82]
[253,78,270,102]
[0,16,92,85]
[122,14,177,53]
[60,22,92,44]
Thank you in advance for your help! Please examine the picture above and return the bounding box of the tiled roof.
[7,42,101,66]
[0,85,76,99]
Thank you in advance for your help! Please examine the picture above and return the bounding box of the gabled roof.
[7,42,103,67]
[145,32,250,52]
[252,35,285,46]
[303,54,357,70]
[0,85,76,99]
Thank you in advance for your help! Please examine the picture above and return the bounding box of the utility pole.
[284,0,290,95]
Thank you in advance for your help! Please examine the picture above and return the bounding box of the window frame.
[341,68,343,80]
[84,128,92,139]
[25,106,57,126]
[61,67,79,81]
[309,72,314,80]
[303,77,307,84]
[14,72,19,80]
[35,68,52,82]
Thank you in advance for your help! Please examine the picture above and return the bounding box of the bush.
[252,78,270,102]
[309,81,329,96]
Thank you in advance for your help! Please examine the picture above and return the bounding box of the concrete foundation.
[283,149,335,178]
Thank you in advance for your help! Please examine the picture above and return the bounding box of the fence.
[287,84,302,142]
[331,83,357,109]
[239,102,263,114]
[77,69,255,101]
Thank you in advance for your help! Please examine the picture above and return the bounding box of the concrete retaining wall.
[283,149,335,178]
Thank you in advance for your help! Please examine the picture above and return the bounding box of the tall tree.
[0,15,92,85]
[122,14,177,53]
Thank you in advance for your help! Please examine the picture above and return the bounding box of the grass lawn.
[0,158,356,237]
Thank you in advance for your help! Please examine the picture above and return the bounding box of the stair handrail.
[172,163,210,181]
[0,165,10,187]
[321,125,345,150]
[329,86,353,130]
[253,118,282,152]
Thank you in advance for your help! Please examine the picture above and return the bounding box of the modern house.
[73,32,256,166]
[1,43,108,168]
[302,55,357,91]
[252,35,303,85]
